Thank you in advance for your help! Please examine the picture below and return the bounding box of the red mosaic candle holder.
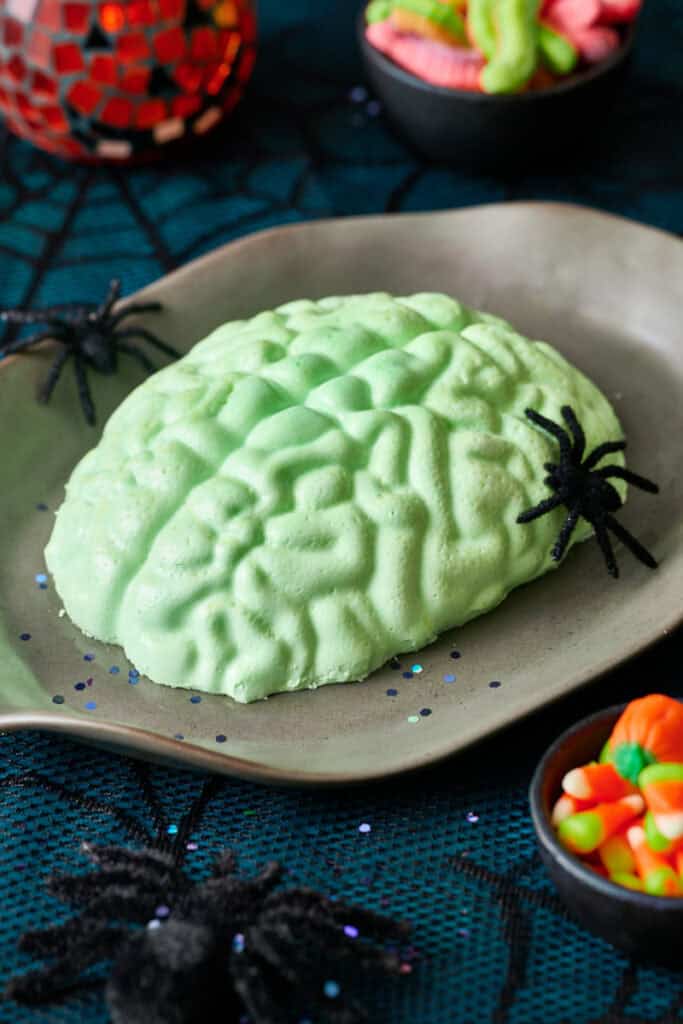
[0,0,257,162]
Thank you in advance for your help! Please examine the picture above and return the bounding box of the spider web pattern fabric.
[0,1,682,1021]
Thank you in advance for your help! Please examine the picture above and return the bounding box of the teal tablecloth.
[1,1,682,1021]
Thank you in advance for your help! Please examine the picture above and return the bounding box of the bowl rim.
[358,12,636,104]
[529,701,683,913]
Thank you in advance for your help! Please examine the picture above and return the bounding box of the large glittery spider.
[0,279,179,425]
[7,843,409,1024]
[517,406,659,578]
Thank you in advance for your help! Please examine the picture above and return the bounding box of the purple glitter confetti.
[443,674,456,683]
[186,842,198,851]
[84,653,95,662]
[358,823,371,834]
[216,734,227,744]
[84,701,97,711]
[52,695,64,705]
[400,963,413,975]
[419,708,432,717]
[155,905,170,919]
[74,682,86,691]
[344,925,359,939]
[466,812,479,823]
[86,678,93,687]
[190,695,201,704]
[386,688,398,697]
[489,680,502,688]
[19,633,31,641]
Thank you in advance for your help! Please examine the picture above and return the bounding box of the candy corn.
[548,695,683,898]
[551,792,593,825]
[627,825,681,896]
[598,830,636,875]
[557,794,643,854]
[562,762,637,803]
[639,763,683,841]
[609,872,643,891]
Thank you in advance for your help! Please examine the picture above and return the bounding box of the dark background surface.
[0,1,682,1020]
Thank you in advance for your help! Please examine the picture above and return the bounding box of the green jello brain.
[45,293,625,702]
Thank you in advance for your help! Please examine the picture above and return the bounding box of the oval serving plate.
[1,202,681,785]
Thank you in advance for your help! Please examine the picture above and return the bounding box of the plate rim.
[1,200,682,786]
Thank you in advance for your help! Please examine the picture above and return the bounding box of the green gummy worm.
[537,22,578,75]
[388,0,467,41]
[469,0,498,60]
[366,0,394,23]
[481,0,540,94]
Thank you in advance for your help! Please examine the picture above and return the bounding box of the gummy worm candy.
[537,21,579,73]
[481,0,541,94]
[468,0,498,58]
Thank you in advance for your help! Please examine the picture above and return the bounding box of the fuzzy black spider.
[7,843,410,1024]
[517,406,659,579]
[0,279,179,425]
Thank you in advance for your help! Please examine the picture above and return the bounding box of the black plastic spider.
[0,279,179,425]
[517,406,659,578]
[7,843,410,1024]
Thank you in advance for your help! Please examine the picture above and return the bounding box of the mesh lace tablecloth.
[1,1,682,1020]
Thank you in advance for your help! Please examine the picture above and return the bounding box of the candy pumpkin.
[601,695,683,784]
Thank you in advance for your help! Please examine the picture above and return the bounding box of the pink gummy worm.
[365,21,484,92]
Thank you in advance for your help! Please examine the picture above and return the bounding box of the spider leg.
[583,439,626,470]
[604,513,658,571]
[39,348,72,404]
[97,278,122,320]
[8,926,123,1004]
[117,341,157,374]
[516,491,566,524]
[561,406,586,462]
[593,518,619,578]
[524,408,572,459]
[1,330,61,356]
[595,465,659,494]
[83,842,177,875]
[74,354,96,426]
[114,326,181,360]
[551,505,581,562]
[109,301,162,326]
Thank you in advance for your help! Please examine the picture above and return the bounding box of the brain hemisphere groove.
[45,293,625,702]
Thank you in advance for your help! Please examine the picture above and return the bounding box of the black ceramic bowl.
[530,703,683,967]
[359,15,635,172]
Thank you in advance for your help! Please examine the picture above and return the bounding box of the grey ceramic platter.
[1,202,681,785]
